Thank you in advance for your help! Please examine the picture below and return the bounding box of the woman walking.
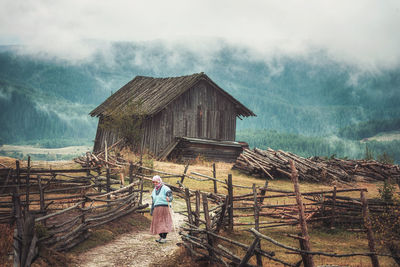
[150,175,173,243]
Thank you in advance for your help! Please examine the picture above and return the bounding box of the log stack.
[73,140,127,171]
[313,157,400,182]
[233,148,400,183]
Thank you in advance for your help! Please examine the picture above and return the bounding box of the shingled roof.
[89,72,256,118]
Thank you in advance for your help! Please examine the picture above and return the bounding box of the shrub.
[373,180,400,265]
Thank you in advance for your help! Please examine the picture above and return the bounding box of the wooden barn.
[89,72,256,162]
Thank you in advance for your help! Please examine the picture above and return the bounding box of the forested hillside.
[0,43,399,161]
[338,118,400,140]
[237,129,400,163]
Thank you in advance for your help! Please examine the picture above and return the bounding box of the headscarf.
[152,175,163,190]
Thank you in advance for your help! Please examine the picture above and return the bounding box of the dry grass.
[0,224,13,266]
[146,157,395,267]
[0,155,81,169]
[1,155,396,266]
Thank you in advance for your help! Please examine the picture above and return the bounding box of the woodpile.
[233,148,400,183]
[312,156,400,182]
[74,139,127,170]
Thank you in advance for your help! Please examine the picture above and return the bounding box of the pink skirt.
[150,206,173,235]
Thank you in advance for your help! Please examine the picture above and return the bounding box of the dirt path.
[73,196,186,267]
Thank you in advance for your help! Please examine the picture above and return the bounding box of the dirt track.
[73,197,186,267]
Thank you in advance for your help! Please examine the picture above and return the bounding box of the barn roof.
[89,72,256,118]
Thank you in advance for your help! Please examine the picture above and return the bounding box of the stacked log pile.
[74,140,127,170]
[233,148,400,183]
[312,157,400,182]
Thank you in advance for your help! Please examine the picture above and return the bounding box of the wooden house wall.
[141,80,237,156]
[93,80,238,155]
[93,117,120,153]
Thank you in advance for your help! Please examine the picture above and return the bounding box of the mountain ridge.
[1,42,399,145]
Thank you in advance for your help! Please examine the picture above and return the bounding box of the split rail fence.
[132,161,399,267]
[2,154,399,266]
[0,157,147,267]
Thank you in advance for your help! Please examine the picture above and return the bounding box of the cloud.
[1,0,400,68]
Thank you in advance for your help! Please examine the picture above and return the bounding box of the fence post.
[129,162,134,194]
[253,184,259,230]
[239,237,260,267]
[253,184,263,266]
[215,195,228,234]
[14,160,23,233]
[26,156,31,212]
[185,188,194,226]
[227,174,234,231]
[106,168,111,200]
[37,175,46,226]
[139,180,144,206]
[195,190,201,227]
[202,193,214,263]
[13,160,22,266]
[290,160,314,267]
[360,190,380,267]
[212,163,218,194]
[259,179,268,205]
[180,163,190,184]
[86,152,90,176]
[104,140,108,166]
[330,185,337,228]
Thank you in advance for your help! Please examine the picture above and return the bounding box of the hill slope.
[1,42,399,149]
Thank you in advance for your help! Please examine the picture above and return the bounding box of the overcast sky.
[1,0,400,68]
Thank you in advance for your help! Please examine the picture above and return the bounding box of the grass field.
[142,157,396,267]
[1,153,397,266]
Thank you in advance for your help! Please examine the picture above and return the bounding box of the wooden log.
[14,161,23,233]
[88,204,148,229]
[212,163,217,194]
[361,190,380,267]
[139,180,143,206]
[25,156,31,212]
[183,225,274,257]
[239,237,260,267]
[249,228,392,258]
[331,185,337,228]
[20,212,35,267]
[227,174,234,231]
[57,230,90,252]
[290,160,314,267]
[96,139,123,158]
[216,244,245,265]
[202,193,214,263]
[13,228,21,267]
[38,176,45,216]
[180,163,190,183]
[106,168,111,199]
[195,190,201,227]
[128,163,133,194]
[253,184,262,266]
[35,202,82,222]
[185,188,194,226]
[246,153,274,179]
[24,234,38,267]
[215,196,228,233]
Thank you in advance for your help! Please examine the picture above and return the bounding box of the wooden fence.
[132,160,399,267]
[2,156,399,266]
[0,157,147,266]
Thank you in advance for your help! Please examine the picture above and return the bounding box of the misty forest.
[1,43,400,163]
